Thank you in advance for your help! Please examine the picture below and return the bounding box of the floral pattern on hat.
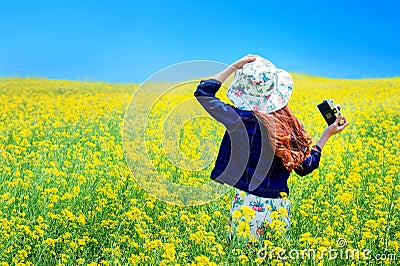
[227,55,294,114]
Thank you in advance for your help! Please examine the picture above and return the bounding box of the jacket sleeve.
[194,79,241,130]
[294,145,322,176]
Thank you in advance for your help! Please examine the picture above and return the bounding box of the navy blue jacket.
[194,78,322,198]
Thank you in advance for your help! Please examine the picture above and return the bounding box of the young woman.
[194,54,348,242]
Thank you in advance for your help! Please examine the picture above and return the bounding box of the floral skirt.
[226,188,291,243]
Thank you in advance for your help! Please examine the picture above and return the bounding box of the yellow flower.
[231,210,242,219]
[240,205,255,222]
[277,206,288,218]
[238,254,249,264]
[388,241,399,252]
[162,243,176,261]
[279,192,288,198]
[191,255,217,266]
[236,220,251,239]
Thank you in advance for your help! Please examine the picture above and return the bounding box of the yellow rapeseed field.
[0,75,399,265]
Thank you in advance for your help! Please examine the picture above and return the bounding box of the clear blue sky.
[1,0,399,83]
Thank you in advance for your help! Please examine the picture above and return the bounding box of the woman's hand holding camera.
[325,115,348,136]
[316,115,349,150]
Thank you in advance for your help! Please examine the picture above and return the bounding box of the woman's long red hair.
[253,105,313,172]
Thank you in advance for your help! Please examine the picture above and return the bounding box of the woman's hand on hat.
[211,54,257,83]
[232,54,257,70]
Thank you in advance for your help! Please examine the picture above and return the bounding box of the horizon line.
[1,73,400,85]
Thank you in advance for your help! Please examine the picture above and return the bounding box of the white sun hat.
[227,55,294,114]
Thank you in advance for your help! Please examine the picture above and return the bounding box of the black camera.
[317,99,344,126]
